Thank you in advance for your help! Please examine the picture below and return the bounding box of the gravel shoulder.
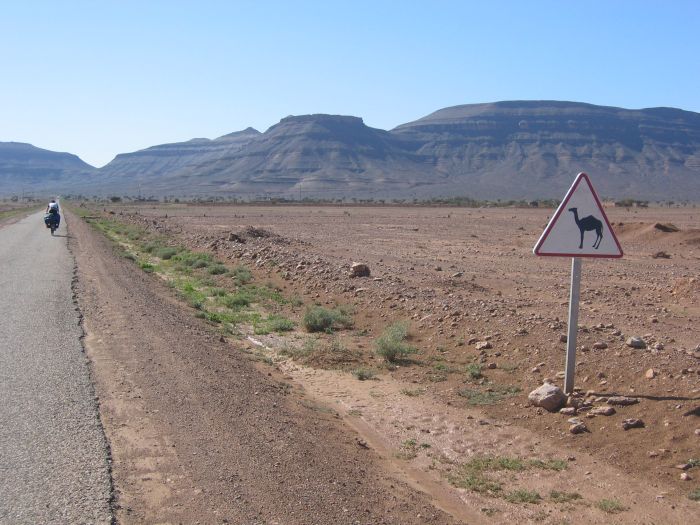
[69,209,458,524]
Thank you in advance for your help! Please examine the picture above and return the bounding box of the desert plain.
[67,202,699,524]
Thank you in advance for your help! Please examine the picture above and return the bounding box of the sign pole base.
[564,257,582,394]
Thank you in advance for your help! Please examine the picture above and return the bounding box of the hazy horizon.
[3,1,699,167]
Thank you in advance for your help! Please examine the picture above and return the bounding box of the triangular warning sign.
[534,173,623,258]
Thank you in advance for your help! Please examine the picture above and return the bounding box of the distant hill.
[0,142,96,196]
[3,101,700,200]
[391,101,700,200]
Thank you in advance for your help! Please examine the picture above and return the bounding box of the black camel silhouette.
[569,207,603,249]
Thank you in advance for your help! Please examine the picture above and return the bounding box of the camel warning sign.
[533,173,623,258]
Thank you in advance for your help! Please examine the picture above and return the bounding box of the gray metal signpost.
[534,173,623,395]
[564,257,582,394]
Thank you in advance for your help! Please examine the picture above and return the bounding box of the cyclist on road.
[46,199,59,215]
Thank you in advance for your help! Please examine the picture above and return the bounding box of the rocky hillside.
[3,101,700,200]
[0,142,96,196]
[392,101,700,200]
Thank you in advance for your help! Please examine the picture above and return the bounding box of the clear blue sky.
[2,0,698,167]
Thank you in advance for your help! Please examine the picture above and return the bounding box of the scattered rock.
[626,336,647,349]
[356,439,370,449]
[528,383,567,412]
[570,422,588,434]
[607,396,639,406]
[486,362,497,369]
[621,418,645,430]
[559,334,568,343]
[593,341,608,350]
[451,271,463,278]
[653,223,680,233]
[566,397,583,408]
[476,341,492,351]
[590,406,615,416]
[680,472,692,481]
[560,407,577,416]
[227,232,246,243]
[652,251,671,259]
[349,262,370,278]
[645,368,657,379]
[675,463,692,470]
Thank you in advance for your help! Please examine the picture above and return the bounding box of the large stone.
[621,418,645,430]
[528,383,567,412]
[349,262,370,278]
[607,396,639,406]
[569,422,588,434]
[626,336,647,349]
[590,406,615,416]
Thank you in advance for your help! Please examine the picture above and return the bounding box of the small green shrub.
[448,472,502,495]
[303,306,353,333]
[267,315,294,332]
[209,287,227,297]
[222,292,251,308]
[139,262,155,273]
[154,246,178,260]
[352,368,376,381]
[466,363,483,380]
[174,251,211,267]
[689,489,700,501]
[290,295,304,307]
[375,321,416,362]
[255,315,295,335]
[231,265,253,284]
[457,385,520,405]
[596,499,628,513]
[550,490,582,503]
[506,490,541,504]
[143,242,163,254]
[400,388,425,397]
[208,264,228,275]
[529,459,568,471]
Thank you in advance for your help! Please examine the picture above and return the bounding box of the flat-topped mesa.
[276,114,365,126]
[395,100,700,129]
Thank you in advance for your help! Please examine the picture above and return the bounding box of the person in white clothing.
[46,199,59,214]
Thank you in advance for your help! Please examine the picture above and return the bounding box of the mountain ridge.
[2,101,699,200]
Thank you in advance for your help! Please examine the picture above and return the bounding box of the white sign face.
[534,173,623,258]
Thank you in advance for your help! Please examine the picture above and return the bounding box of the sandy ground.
[73,203,699,523]
[69,210,458,525]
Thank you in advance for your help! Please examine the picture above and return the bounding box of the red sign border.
[534,172,623,258]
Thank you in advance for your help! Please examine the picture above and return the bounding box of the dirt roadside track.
[68,211,463,524]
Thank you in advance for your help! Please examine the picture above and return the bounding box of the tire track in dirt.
[69,210,460,525]
[246,335,697,524]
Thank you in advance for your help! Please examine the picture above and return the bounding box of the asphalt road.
[0,211,112,524]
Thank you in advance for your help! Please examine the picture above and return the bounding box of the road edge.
[66,210,117,525]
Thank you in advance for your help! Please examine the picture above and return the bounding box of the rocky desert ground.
[72,202,699,523]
